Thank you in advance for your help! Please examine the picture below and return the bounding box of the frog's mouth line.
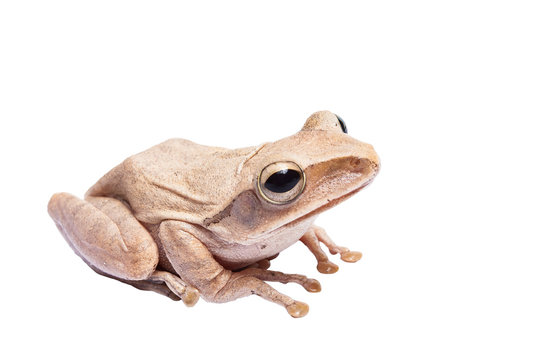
[281,177,374,230]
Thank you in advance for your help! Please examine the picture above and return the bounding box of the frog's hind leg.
[48,193,198,305]
[48,193,159,280]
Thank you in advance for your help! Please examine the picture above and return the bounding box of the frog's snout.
[349,156,380,181]
[350,157,377,174]
[353,143,380,178]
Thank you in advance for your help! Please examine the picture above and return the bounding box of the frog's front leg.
[300,225,363,274]
[159,220,315,318]
[48,193,199,306]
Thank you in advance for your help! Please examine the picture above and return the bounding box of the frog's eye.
[257,161,306,204]
[334,114,348,134]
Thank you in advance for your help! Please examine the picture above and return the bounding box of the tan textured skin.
[48,111,379,317]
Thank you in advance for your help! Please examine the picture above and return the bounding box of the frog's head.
[205,110,380,243]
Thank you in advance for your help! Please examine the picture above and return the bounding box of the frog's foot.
[300,225,363,274]
[148,270,200,307]
[314,226,363,262]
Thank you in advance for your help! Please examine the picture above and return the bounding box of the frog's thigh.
[48,193,158,280]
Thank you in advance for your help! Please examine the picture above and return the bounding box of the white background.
[1,1,539,359]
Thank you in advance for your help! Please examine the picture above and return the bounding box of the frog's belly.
[211,217,316,270]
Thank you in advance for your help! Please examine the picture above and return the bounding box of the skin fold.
[48,110,379,318]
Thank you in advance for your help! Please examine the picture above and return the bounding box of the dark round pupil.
[335,114,348,134]
[264,169,301,193]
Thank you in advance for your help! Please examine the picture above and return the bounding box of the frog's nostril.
[349,157,379,177]
[349,157,369,173]
[350,158,362,168]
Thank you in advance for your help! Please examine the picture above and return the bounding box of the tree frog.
[48,111,379,318]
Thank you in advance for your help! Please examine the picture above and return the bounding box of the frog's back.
[86,138,257,225]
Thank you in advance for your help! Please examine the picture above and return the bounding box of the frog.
[48,110,379,318]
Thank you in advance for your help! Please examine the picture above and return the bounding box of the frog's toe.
[340,250,363,263]
[182,287,200,307]
[317,261,339,274]
[286,301,309,318]
[304,278,321,293]
[148,270,201,307]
